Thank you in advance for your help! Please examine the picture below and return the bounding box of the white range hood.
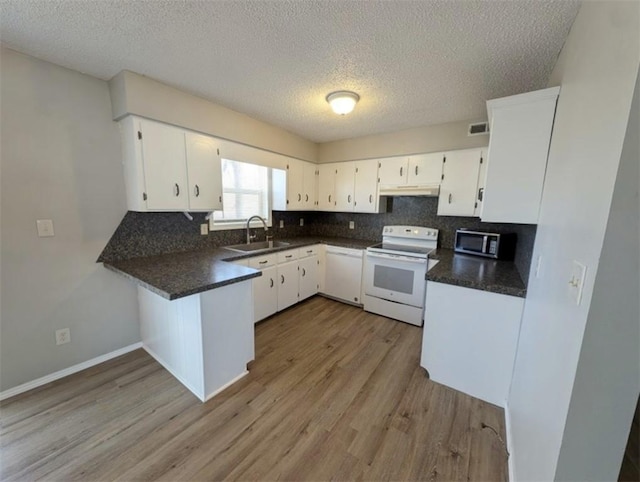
[378,184,440,197]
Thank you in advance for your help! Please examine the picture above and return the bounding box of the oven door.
[364,252,427,307]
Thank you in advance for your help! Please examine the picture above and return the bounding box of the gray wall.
[317,118,489,163]
[555,67,640,482]
[506,3,640,481]
[0,48,140,392]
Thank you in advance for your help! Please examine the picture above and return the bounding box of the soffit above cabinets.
[0,1,579,143]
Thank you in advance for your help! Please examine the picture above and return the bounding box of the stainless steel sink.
[224,240,290,253]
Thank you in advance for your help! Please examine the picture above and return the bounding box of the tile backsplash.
[99,197,536,285]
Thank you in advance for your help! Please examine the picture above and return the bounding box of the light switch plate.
[299,218,304,226]
[279,220,284,228]
[36,219,54,237]
[569,260,587,306]
[200,223,209,235]
[349,221,355,230]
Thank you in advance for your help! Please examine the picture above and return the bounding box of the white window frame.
[209,158,273,231]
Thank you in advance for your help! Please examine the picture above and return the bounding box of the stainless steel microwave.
[454,229,516,259]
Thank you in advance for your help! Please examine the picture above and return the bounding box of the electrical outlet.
[55,328,70,346]
[36,219,55,237]
[299,218,304,227]
[279,220,284,228]
[200,223,208,235]
[349,221,355,230]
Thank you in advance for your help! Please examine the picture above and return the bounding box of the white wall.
[554,67,639,482]
[506,3,640,481]
[317,118,489,163]
[110,70,318,163]
[0,47,140,392]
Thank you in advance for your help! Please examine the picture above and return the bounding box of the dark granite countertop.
[427,249,526,298]
[104,236,377,300]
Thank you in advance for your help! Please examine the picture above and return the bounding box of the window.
[212,159,271,229]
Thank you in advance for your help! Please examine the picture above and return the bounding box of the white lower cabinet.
[420,281,524,407]
[277,261,300,311]
[299,255,319,300]
[253,266,277,322]
[322,246,363,305]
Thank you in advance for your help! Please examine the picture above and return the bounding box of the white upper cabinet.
[437,148,484,217]
[407,153,444,185]
[334,162,356,212]
[378,157,408,187]
[285,160,305,210]
[317,163,336,211]
[139,119,189,211]
[302,162,317,209]
[119,116,223,212]
[185,132,223,211]
[354,160,386,213]
[481,87,560,224]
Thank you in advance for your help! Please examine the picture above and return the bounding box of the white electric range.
[363,225,439,326]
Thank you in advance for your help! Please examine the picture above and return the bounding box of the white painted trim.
[142,344,204,402]
[0,342,143,401]
[203,370,249,402]
[504,402,517,482]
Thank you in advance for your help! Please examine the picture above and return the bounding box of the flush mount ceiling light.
[326,91,360,115]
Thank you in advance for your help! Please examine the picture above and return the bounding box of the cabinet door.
[277,261,299,311]
[353,160,381,213]
[139,119,189,210]
[437,149,482,217]
[408,153,444,185]
[474,149,488,217]
[298,256,319,301]
[323,248,363,304]
[286,160,304,210]
[378,157,408,186]
[334,162,356,212]
[317,164,336,211]
[253,266,277,323]
[302,162,317,210]
[481,91,558,223]
[185,132,223,211]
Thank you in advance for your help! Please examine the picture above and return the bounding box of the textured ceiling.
[0,1,579,143]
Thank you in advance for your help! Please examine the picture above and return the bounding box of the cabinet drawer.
[277,249,299,264]
[248,254,277,269]
[298,245,320,258]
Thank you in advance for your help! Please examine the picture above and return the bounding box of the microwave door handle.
[482,235,488,253]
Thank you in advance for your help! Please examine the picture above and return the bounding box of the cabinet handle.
[328,194,332,203]
[302,268,306,277]
[270,278,274,288]
[259,260,268,264]
[281,275,285,284]
[306,194,309,202]
[285,255,293,259]
[369,194,373,203]
[415,165,418,176]
[306,250,313,254]
[348,194,351,203]
[219,195,223,203]
[400,166,403,177]
[448,193,452,204]
[478,187,484,201]
[174,183,180,196]
[194,184,200,197]
[298,193,301,202]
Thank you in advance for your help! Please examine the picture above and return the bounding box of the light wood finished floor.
[1,296,509,481]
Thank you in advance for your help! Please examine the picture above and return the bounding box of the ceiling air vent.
[468,122,489,136]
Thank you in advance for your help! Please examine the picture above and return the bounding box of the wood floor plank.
[0,296,509,481]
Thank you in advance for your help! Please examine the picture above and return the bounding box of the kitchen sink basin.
[224,240,291,253]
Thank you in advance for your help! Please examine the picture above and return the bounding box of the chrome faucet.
[246,215,270,244]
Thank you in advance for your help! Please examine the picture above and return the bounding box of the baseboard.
[504,401,516,482]
[203,370,249,402]
[0,342,143,401]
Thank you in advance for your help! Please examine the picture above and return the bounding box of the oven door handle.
[366,252,428,264]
